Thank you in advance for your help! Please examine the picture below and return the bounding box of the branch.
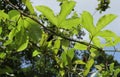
[5,0,104,52]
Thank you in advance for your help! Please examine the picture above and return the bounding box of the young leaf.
[110,63,114,73]
[58,1,76,26]
[114,69,120,77]
[96,14,117,31]
[61,51,68,66]
[22,0,35,15]
[59,18,81,29]
[35,6,57,25]
[0,52,6,59]
[0,10,9,19]
[81,11,96,35]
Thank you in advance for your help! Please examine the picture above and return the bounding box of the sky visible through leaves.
[30,0,120,62]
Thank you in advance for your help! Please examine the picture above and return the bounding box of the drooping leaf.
[35,6,57,25]
[81,11,96,35]
[53,39,61,55]
[74,43,87,50]
[22,0,35,15]
[96,14,117,31]
[58,1,76,26]
[59,18,81,29]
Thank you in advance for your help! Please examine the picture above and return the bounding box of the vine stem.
[5,0,104,52]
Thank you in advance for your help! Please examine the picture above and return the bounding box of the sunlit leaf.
[74,43,87,50]
[59,18,81,29]
[81,11,96,35]
[114,69,120,77]
[96,14,117,31]
[8,10,20,19]
[97,30,116,37]
[61,51,68,66]
[58,1,76,26]
[110,63,114,73]
[53,39,61,55]
[67,49,74,60]
[35,6,57,25]
[73,60,85,65]
[0,52,6,59]
[83,58,94,76]
[0,27,2,35]
[0,10,9,20]
[22,0,35,15]
[95,65,102,71]
[32,50,41,57]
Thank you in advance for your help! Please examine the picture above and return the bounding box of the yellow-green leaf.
[81,11,96,35]
[74,43,87,50]
[36,6,57,25]
[58,1,76,26]
[96,14,117,31]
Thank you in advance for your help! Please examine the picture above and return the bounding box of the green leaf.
[0,10,9,20]
[35,6,57,25]
[61,52,68,66]
[92,37,101,47]
[67,49,74,60]
[95,65,102,71]
[0,27,2,35]
[0,52,6,59]
[22,0,35,15]
[15,28,29,52]
[59,18,81,29]
[110,63,114,73]
[81,11,96,35]
[8,10,20,19]
[73,60,85,65]
[74,43,87,50]
[96,14,117,31]
[58,1,76,26]
[114,69,120,77]
[53,39,61,55]
[32,50,41,57]
[83,58,94,76]
[24,18,42,43]
[97,30,116,37]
